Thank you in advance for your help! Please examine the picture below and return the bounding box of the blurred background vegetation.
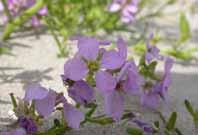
[0,0,197,61]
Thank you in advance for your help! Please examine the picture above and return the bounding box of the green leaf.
[133,40,146,55]
[148,61,157,72]
[184,99,195,117]
[126,127,143,135]
[193,110,198,125]
[178,12,191,44]
[166,112,177,131]
[153,121,160,129]
[164,129,171,135]
[165,49,193,61]
[175,128,184,135]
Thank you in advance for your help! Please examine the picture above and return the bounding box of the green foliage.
[165,48,193,61]
[126,127,143,135]
[178,12,191,45]
[44,0,120,57]
[0,47,9,55]
[184,99,198,125]
[166,112,177,131]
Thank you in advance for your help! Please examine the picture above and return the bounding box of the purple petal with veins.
[24,84,48,101]
[101,50,124,70]
[95,70,116,92]
[104,91,124,121]
[63,103,84,129]
[35,90,56,117]
[68,80,95,104]
[64,57,88,81]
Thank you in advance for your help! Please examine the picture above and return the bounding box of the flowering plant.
[0,0,47,27]
[1,35,178,135]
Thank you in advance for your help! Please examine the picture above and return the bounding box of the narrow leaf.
[126,127,143,135]
[179,12,191,44]
[184,99,194,117]
[166,112,177,131]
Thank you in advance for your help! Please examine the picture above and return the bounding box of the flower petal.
[141,92,159,109]
[64,57,88,81]
[63,103,84,129]
[31,16,40,27]
[95,71,116,92]
[0,2,4,11]
[24,84,48,101]
[104,91,124,121]
[75,36,99,60]
[68,81,95,104]
[164,57,174,74]
[108,3,121,12]
[117,37,127,60]
[38,6,48,16]
[35,90,56,117]
[101,50,124,70]
[123,62,144,95]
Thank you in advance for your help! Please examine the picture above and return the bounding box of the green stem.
[85,104,97,117]
[9,93,17,109]
[45,17,66,57]
[86,112,135,125]
[36,125,70,135]
[155,111,183,135]
[2,0,45,40]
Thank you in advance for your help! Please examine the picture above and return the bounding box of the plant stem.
[86,112,135,125]
[2,0,45,40]
[45,17,66,57]
[9,93,17,109]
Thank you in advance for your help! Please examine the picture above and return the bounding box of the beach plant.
[1,35,177,135]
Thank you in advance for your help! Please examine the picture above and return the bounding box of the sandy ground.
[0,3,198,135]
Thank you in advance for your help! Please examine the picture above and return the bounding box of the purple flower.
[0,0,47,26]
[63,103,85,129]
[18,117,37,134]
[68,80,95,104]
[1,128,26,135]
[101,37,127,70]
[71,36,112,61]
[145,34,163,64]
[140,58,173,109]
[72,36,100,60]
[24,84,84,129]
[63,56,88,81]
[108,0,138,23]
[31,16,41,27]
[158,57,174,100]
[95,61,142,121]
[24,84,56,117]
[140,89,159,109]
[121,0,138,23]
[123,61,144,95]
[35,90,56,117]
[24,84,48,101]
[57,95,85,129]
[0,2,3,11]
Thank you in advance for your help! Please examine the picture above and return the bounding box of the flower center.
[116,81,124,91]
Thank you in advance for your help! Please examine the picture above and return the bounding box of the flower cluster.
[108,0,138,23]
[0,0,47,26]
[2,35,173,135]
[62,35,173,120]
